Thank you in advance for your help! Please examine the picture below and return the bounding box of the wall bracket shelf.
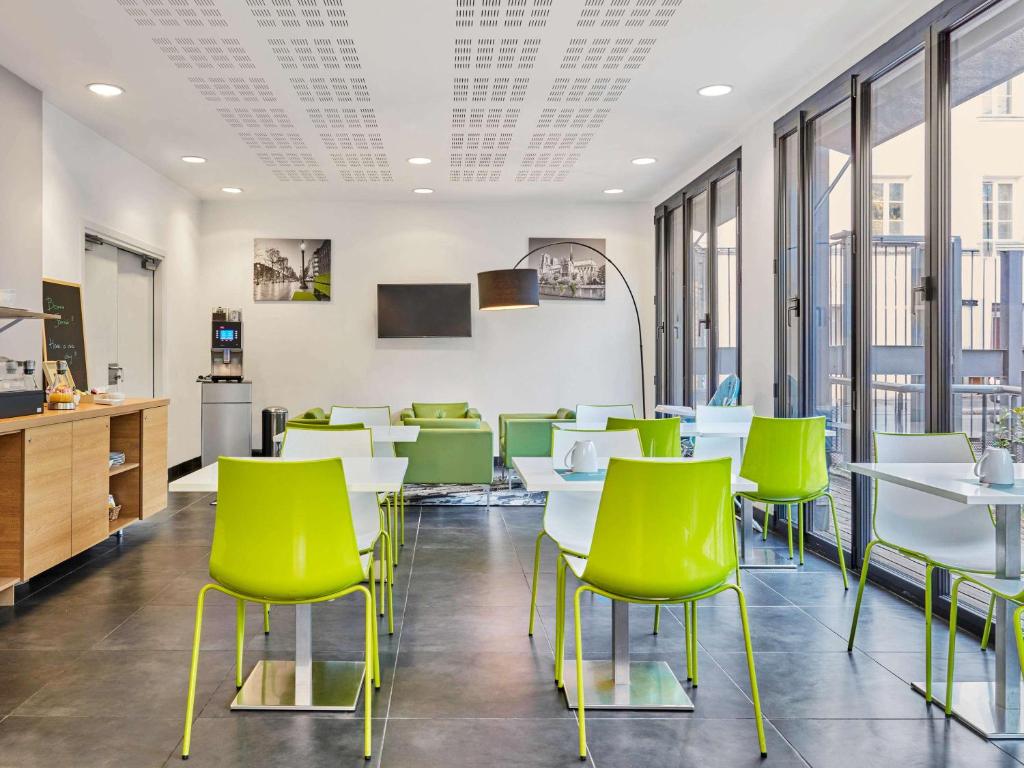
[0,306,60,335]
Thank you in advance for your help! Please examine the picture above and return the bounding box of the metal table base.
[738,497,798,571]
[561,600,693,711]
[561,660,694,710]
[912,682,1024,739]
[231,660,365,711]
[231,603,366,712]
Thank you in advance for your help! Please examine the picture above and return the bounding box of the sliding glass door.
[714,172,740,387]
[688,191,710,405]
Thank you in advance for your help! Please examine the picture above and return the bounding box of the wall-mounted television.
[377,283,472,338]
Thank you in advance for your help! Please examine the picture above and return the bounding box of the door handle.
[786,297,800,327]
[697,312,711,333]
[912,276,931,316]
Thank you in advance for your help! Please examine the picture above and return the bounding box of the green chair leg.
[824,493,849,589]
[367,560,381,689]
[362,585,373,759]
[653,605,661,635]
[574,587,588,760]
[690,601,699,687]
[982,595,995,650]
[798,503,805,565]
[528,530,544,636]
[848,539,878,651]
[683,601,692,680]
[263,603,270,635]
[555,555,567,687]
[235,599,245,689]
[1014,604,1024,702]
[924,563,934,703]
[762,505,771,542]
[786,504,794,560]
[945,577,963,716]
[399,488,406,548]
[733,586,767,757]
[182,585,212,760]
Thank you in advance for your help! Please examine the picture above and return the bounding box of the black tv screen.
[377,283,472,338]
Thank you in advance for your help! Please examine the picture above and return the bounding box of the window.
[871,180,906,235]
[655,150,741,407]
[982,80,1013,116]
[981,180,1014,255]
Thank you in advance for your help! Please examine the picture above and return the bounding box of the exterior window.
[983,81,1014,116]
[981,180,1014,255]
[871,180,905,235]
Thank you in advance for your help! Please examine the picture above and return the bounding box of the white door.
[83,239,155,397]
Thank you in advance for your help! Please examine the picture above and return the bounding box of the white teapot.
[564,440,598,473]
[974,447,1015,486]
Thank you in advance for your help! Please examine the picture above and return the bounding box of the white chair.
[692,405,754,471]
[574,404,635,429]
[330,405,405,555]
[848,432,996,702]
[527,428,643,637]
[281,426,395,633]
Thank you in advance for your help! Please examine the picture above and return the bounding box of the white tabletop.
[845,462,1024,505]
[654,404,695,417]
[169,456,409,494]
[273,425,420,444]
[512,456,757,495]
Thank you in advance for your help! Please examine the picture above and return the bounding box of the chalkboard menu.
[42,279,88,390]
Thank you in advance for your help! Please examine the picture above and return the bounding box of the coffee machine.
[210,308,243,382]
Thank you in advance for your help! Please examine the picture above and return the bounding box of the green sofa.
[498,409,576,467]
[286,407,330,428]
[395,402,493,484]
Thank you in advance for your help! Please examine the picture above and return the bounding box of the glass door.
[688,190,710,405]
[713,172,739,385]
[807,99,854,553]
[667,206,685,405]
[780,131,802,416]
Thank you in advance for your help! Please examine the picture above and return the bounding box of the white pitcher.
[974,447,1015,486]
[564,440,598,473]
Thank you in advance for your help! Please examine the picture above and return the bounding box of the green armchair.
[286,407,330,428]
[498,409,576,467]
[395,403,493,484]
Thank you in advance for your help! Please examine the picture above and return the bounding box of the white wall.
[0,64,41,364]
[42,103,203,466]
[200,200,652,449]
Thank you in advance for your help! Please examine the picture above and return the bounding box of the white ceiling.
[0,0,928,203]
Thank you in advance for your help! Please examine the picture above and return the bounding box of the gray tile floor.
[0,493,1022,766]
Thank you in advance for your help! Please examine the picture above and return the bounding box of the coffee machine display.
[0,358,44,418]
[210,308,243,382]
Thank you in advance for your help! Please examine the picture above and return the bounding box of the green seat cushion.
[404,417,481,430]
[412,401,469,419]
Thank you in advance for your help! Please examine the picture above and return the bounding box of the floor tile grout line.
[375,505,422,766]
[499,505,599,768]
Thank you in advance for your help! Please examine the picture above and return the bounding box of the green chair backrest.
[212,457,365,601]
[739,415,828,499]
[412,402,469,418]
[583,457,735,599]
[606,416,681,457]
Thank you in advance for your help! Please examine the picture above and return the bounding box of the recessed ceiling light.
[181,156,207,164]
[603,188,624,195]
[87,83,124,97]
[407,157,432,165]
[221,187,243,194]
[698,84,733,97]
[412,188,434,194]
[632,157,657,166]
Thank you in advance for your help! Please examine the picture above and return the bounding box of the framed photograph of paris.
[526,237,606,301]
[253,238,331,302]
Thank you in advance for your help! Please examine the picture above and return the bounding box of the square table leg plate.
[913,681,1024,739]
[231,660,366,711]
[560,660,694,710]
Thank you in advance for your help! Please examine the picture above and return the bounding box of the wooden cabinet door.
[23,423,72,578]
[71,417,110,555]
[141,406,168,518]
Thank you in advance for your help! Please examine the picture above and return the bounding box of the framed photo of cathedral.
[526,237,606,301]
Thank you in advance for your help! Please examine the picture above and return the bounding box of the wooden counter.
[0,398,169,604]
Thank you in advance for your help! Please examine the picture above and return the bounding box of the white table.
[654,404,695,418]
[512,455,756,712]
[847,461,1024,739]
[169,456,407,712]
[273,424,420,445]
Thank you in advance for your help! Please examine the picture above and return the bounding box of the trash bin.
[261,406,288,457]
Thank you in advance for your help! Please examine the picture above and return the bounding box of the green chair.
[606,416,681,457]
[396,403,493,484]
[181,457,378,760]
[498,408,576,468]
[557,457,766,759]
[738,415,849,588]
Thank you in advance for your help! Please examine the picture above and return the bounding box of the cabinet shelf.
[108,515,136,534]
[108,462,139,477]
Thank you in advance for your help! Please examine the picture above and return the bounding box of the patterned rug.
[402,475,546,506]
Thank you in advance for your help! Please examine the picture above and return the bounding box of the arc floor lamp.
[477,240,646,417]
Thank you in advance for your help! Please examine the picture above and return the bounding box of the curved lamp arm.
[512,240,646,418]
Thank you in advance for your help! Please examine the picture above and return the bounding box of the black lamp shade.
[477,268,540,310]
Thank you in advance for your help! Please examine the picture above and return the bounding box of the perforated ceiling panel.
[247,0,349,29]
[101,0,686,194]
